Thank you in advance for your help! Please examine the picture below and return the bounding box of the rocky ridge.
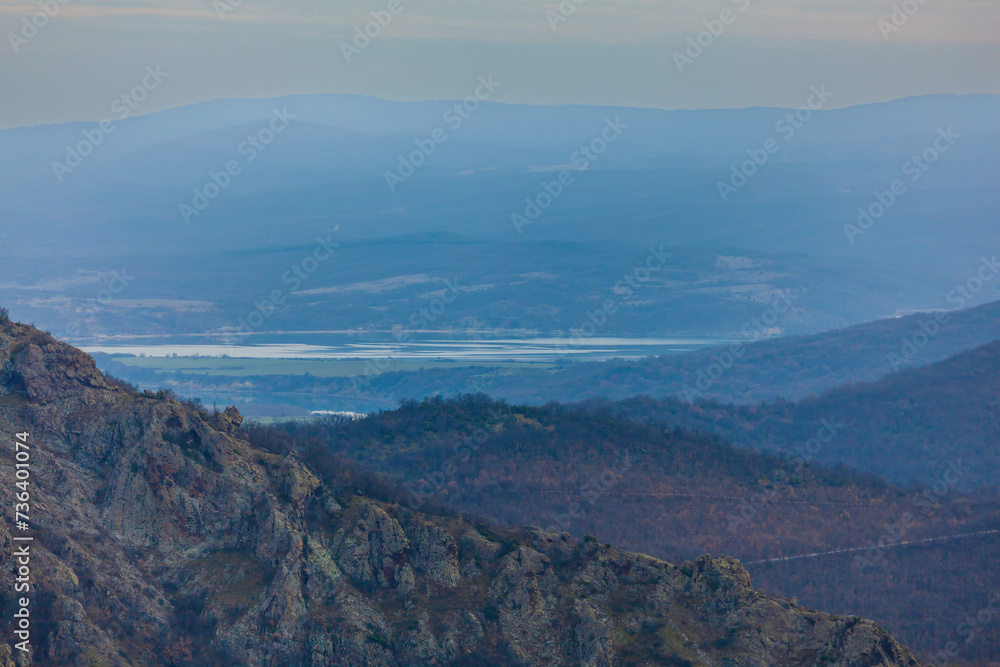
[0,320,923,666]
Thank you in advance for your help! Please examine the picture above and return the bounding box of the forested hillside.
[261,395,1000,665]
[599,337,1000,488]
[1,321,927,666]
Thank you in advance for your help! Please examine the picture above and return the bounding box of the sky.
[0,0,998,129]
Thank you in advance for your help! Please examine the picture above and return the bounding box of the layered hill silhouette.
[0,319,924,666]
[599,335,1000,489]
[348,296,1000,406]
[271,395,1000,665]
[5,93,1000,349]
[4,93,998,270]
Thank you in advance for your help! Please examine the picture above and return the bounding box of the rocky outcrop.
[408,520,460,587]
[0,321,924,666]
[332,504,411,591]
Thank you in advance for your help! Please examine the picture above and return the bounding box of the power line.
[519,488,878,506]
[743,529,1000,566]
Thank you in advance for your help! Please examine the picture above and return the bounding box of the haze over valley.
[2,1,999,665]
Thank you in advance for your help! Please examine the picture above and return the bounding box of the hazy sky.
[1,0,998,128]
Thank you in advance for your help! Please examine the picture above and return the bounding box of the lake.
[82,334,733,363]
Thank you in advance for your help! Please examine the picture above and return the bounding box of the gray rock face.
[0,321,925,666]
[408,521,461,587]
[573,599,616,667]
[333,504,410,590]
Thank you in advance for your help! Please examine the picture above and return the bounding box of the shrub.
[181,396,203,410]
[0,307,9,321]
[104,374,139,394]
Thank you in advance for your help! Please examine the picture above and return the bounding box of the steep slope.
[0,320,923,666]
[272,395,1000,665]
[605,337,1000,488]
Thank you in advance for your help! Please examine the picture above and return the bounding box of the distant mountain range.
[3,93,999,343]
[5,58,999,667]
